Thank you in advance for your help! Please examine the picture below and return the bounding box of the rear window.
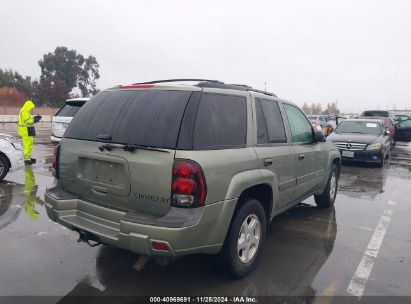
[64,90,192,149]
[193,93,247,149]
[55,104,83,117]
[362,111,388,117]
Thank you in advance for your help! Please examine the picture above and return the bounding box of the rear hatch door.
[60,89,193,216]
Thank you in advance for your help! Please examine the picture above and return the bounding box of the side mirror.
[314,130,326,143]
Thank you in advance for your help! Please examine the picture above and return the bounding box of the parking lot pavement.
[0,142,411,302]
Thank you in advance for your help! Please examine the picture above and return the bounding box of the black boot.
[30,158,36,164]
[25,160,32,165]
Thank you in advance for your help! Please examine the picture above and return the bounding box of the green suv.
[45,79,341,278]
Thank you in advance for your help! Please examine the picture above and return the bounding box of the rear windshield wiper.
[98,143,169,153]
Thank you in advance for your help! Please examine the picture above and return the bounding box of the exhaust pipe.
[76,229,102,247]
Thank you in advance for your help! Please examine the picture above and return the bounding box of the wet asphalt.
[0,138,411,303]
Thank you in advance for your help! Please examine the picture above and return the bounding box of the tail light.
[52,144,60,178]
[171,159,207,208]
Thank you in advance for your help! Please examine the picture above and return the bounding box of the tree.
[0,87,26,106]
[0,69,33,98]
[302,102,309,114]
[37,46,100,105]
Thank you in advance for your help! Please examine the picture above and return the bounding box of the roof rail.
[229,83,277,97]
[130,79,277,97]
[132,79,224,85]
[230,84,253,89]
[248,88,277,97]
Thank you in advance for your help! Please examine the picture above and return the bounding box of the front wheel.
[218,198,266,278]
[0,154,10,181]
[315,164,339,208]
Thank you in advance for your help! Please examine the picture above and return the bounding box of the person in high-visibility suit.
[24,165,40,220]
[18,100,41,165]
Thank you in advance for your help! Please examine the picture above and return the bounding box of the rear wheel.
[218,198,266,278]
[315,164,339,208]
[0,154,10,181]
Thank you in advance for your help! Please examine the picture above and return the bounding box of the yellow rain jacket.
[18,100,36,160]
[18,100,35,137]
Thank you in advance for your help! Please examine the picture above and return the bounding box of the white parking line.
[347,209,393,298]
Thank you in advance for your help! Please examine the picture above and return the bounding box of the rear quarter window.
[55,104,83,117]
[193,93,247,149]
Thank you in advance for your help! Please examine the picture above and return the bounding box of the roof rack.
[130,79,277,97]
[132,79,224,85]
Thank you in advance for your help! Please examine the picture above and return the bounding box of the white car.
[51,98,89,143]
[0,133,24,180]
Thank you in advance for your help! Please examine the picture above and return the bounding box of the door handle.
[91,185,108,194]
[263,158,273,167]
[298,154,305,160]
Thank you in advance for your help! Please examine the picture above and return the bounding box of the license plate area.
[342,150,354,157]
[77,155,130,196]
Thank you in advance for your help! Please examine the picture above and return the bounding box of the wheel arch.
[0,152,11,171]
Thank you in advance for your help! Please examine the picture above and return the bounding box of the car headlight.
[5,136,22,150]
[366,143,382,150]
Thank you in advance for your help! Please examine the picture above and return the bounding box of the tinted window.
[56,104,83,117]
[399,120,411,128]
[258,99,287,143]
[362,111,389,117]
[255,100,268,144]
[284,104,313,143]
[65,90,191,149]
[193,93,247,149]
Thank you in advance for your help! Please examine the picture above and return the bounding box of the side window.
[193,93,247,149]
[399,120,411,128]
[258,99,287,143]
[255,100,268,144]
[284,104,314,143]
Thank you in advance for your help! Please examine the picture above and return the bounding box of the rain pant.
[24,166,39,220]
[18,100,35,161]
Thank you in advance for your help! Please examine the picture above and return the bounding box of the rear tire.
[0,154,10,181]
[218,198,266,279]
[378,152,386,167]
[315,164,339,208]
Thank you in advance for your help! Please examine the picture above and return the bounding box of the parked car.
[323,116,346,137]
[45,79,341,278]
[394,114,411,123]
[364,116,396,146]
[0,133,24,180]
[307,115,328,129]
[327,119,392,167]
[360,110,395,122]
[395,119,411,142]
[51,98,89,143]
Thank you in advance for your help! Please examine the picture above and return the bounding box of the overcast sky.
[1,0,410,112]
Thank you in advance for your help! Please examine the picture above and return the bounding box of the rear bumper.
[50,135,61,143]
[339,149,384,163]
[45,186,237,256]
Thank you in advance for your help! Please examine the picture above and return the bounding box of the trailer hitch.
[77,230,102,247]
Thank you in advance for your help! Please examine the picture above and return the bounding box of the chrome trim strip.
[297,169,325,185]
[278,178,297,192]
